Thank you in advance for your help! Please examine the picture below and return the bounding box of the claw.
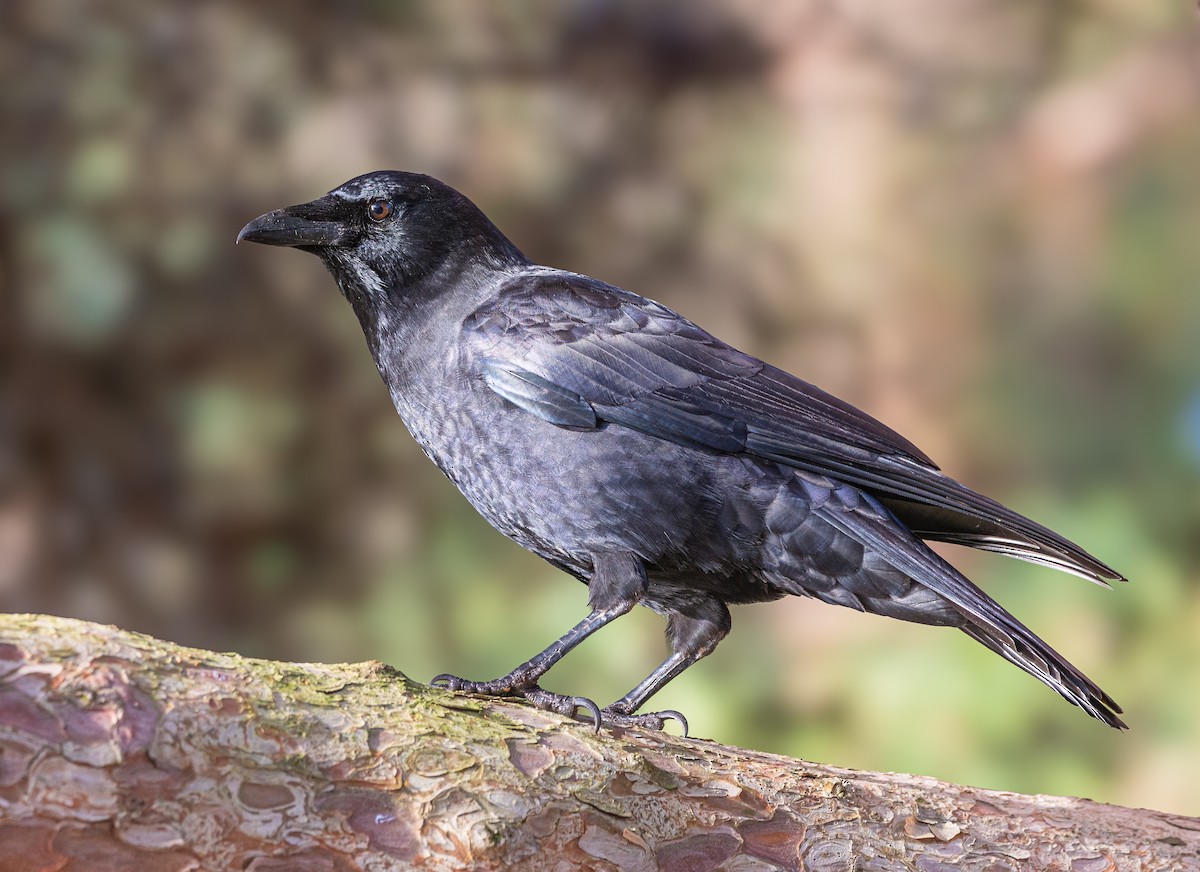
[569,696,602,732]
[657,709,689,737]
[430,673,460,690]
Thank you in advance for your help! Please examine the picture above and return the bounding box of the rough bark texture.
[0,615,1196,871]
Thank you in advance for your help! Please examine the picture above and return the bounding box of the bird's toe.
[429,673,522,695]
[600,706,689,736]
[522,688,603,729]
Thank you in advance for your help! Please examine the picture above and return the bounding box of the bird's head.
[238,171,527,323]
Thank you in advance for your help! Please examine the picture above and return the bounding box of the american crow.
[238,171,1126,733]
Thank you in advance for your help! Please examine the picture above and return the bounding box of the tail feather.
[818,491,1126,729]
[960,614,1126,730]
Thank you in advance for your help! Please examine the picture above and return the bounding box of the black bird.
[238,171,1126,732]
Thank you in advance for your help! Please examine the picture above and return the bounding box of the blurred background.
[2,0,1199,815]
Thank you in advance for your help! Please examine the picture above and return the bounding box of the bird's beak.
[237,205,348,248]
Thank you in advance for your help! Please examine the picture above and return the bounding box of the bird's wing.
[464,270,1123,584]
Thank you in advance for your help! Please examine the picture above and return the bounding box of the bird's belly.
[398,388,889,610]
[401,394,751,578]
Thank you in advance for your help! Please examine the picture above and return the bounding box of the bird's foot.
[430,673,602,730]
[600,705,689,736]
[431,673,688,734]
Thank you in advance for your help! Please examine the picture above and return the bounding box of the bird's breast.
[387,371,756,576]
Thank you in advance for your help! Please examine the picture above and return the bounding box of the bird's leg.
[432,552,646,727]
[432,606,626,724]
[600,651,696,734]
[601,598,731,735]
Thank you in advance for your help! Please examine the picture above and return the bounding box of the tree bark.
[0,615,1195,871]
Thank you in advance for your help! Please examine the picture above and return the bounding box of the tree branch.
[0,614,1195,870]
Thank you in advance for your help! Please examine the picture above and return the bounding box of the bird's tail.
[958,607,1126,729]
[820,492,1126,729]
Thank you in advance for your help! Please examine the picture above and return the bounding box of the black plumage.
[238,171,1126,732]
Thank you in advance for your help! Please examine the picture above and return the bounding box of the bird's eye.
[367,199,393,222]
